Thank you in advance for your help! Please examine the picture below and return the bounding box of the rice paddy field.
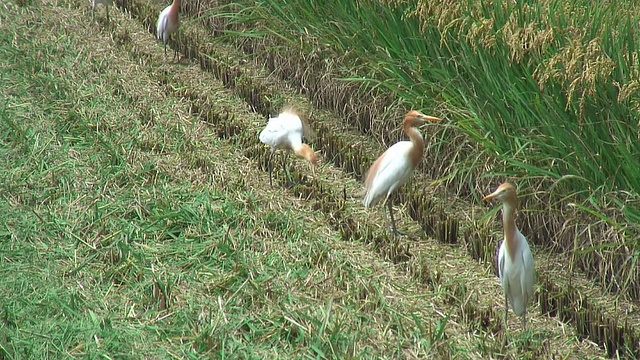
[0,0,639,358]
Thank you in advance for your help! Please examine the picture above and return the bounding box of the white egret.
[363,110,440,236]
[156,0,180,61]
[483,182,535,331]
[259,110,318,187]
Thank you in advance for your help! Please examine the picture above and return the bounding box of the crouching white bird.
[156,0,181,61]
[259,110,318,187]
[92,0,113,24]
[483,182,535,331]
[363,110,440,236]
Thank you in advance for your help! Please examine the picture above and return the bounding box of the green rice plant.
[206,0,640,298]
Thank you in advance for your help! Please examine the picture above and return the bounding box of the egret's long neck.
[405,125,424,167]
[171,0,180,13]
[502,201,519,261]
[292,144,306,159]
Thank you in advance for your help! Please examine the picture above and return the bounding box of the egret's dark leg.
[106,5,109,24]
[172,36,178,62]
[522,311,527,332]
[282,151,294,186]
[504,294,509,330]
[170,32,181,62]
[502,294,509,346]
[386,197,404,237]
[267,151,274,187]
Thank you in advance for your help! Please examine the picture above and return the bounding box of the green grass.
[0,3,468,358]
[0,0,622,358]
[208,0,640,299]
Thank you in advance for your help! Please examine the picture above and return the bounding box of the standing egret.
[483,182,535,331]
[92,0,113,24]
[259,110,318,187]
[156,0,180,61]
[363,110,440,236]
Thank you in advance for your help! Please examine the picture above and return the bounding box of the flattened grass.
[0,0,618,358]
[104,0,614,356]
[0,3,473,358]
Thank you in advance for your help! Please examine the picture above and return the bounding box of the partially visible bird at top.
[483,182,535,331]
[156,0,181,61]
[363,110,440,236]
[259,109,318,187]
[92,0,113,24]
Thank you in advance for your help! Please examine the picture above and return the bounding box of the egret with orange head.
[259,110,318,187]
[363,110,440,236]
[156,0,181,61]
[483,182,535,331]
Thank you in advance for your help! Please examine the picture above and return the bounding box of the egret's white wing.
[259,114,303,150]
[157,7,171,41]
[520,234,535,305]
[363,141,413,207]
[497,241,507,289]
[259,119,287,148]
[502,231,534,316]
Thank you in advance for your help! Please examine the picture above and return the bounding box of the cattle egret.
[156,0,181,61]
[483,182,535,331]
[92,0,113,24]
[363,110,440,236]
[259,110,318,186]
